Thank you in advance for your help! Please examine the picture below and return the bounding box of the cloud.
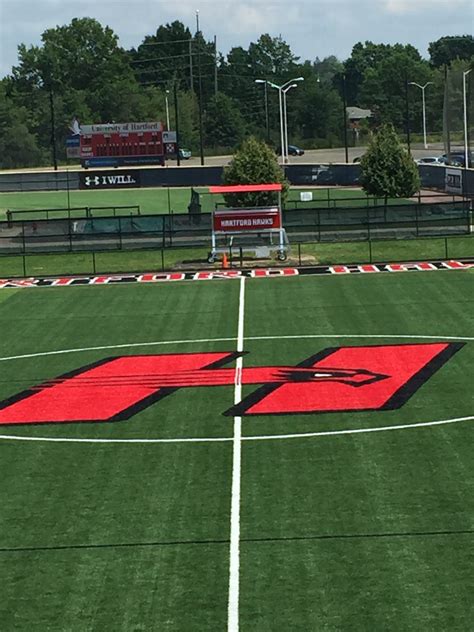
[384,0,469,14]
[0,0,472,78]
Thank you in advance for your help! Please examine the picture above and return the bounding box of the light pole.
[165,90,170,130]
[409,81,433,149]
[255,80,270,142]
[283,84,298,163]
[174,83,181,166]
[195,9,204,165]
[341,74,349,163]
[255,77,304,163]
[463,69,472,168]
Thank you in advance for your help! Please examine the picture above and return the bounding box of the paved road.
[2,143,461,174]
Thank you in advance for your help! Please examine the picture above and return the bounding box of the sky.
[0,0,472,78]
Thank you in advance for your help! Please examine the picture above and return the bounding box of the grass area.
[0,186,413,220]
[0,187,213,218]
[0,271,473,629]
[1,235,472,278]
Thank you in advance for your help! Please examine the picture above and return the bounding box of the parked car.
[415,156,447,165]
[178,147,192,160]
[276,145,305,156]
[288,144,305,156]
[440,152,472,167]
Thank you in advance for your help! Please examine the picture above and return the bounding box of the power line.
[131,49,215,65]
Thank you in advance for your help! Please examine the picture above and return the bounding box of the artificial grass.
[0,272,473,629]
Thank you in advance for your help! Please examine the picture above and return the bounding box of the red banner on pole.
[213,208,281,232]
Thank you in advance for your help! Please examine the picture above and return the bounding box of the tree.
[359,51,433,129]
[130,21,193,89]
[313,55,343,84]
[12,18,132,93]
[360,124,420,203]
[222,136,288,207]
[248,34,300,78]
[0,82,45,167]
[343,41,422,107]
[429,35,474,68]
[291,67,343,144]
[204,93,246,148]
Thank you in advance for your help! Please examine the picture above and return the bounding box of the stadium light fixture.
[282,84,299,163]
[255,78,305,162]
[409,82,433,149]
[463,69,472,169]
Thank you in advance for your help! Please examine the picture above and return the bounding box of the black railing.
[1,234,473,279]
[0,202,471,258]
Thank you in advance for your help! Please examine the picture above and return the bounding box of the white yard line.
[228,276,245,632]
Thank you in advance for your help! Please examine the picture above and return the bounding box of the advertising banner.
[445,167,463,195]
[213,208,281,232]
[79,170,141,189]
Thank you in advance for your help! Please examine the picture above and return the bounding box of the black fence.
[1,164,473,195]
[1,235,473,280]
[6,205,141,222]
[282,202,471,242]
[0,202,470,257]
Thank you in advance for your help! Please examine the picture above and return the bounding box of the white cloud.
[384,0,469,14]
[0,0,472,78]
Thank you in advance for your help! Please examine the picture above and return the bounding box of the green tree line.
[0,18,472,168]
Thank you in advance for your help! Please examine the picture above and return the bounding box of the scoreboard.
[78,122,176,168]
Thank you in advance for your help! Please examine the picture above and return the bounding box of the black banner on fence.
[285,164,361,186]
[79,171,141,190]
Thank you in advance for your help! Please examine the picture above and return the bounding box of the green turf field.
[0,186,410,220]
[0,271,473,630]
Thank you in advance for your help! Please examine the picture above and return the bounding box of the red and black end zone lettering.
[0,343,464,425]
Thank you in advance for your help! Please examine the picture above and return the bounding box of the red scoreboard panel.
[79,122,167,167]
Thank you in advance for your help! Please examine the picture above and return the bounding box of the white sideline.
[228,276,245,632]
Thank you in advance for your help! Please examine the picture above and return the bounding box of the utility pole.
[444,65,451,159]
[214,35,218,96]
[196,10,204,165]
[165,90,170,131]
[49,86,58,171]
[342,74,349,163]
[404,73,411,154]
[189,39,194,91]
[174,82,181,166]
[264,81,270,143]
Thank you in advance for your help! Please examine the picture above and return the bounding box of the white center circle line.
[1,333,473,364]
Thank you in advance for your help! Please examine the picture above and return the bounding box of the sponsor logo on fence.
[79,171,140,189]
[445,167,463,195]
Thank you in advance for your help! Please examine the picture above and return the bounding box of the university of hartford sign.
[79,170,140,189]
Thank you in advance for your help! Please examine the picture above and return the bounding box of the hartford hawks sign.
[0,342,463,425]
